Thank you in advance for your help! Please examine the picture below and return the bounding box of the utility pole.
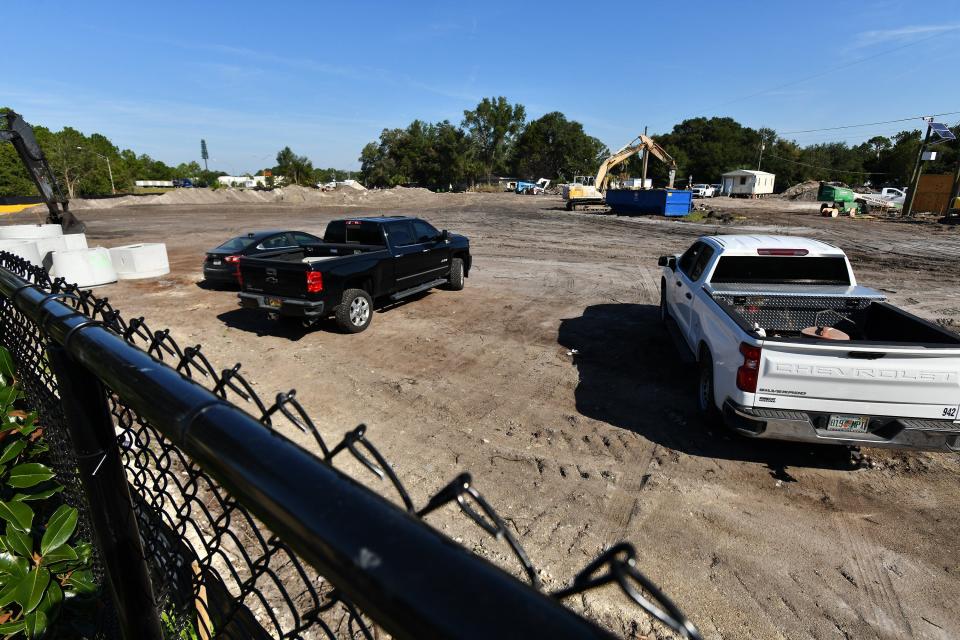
[757,135,766,171]
[77,146,115,194]
[950,147,960,212]
[640,125,649,188]
[902,118,933,218]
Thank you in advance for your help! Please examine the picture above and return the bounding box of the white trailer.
[720,170,775,197]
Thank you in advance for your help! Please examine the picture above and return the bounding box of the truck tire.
[660,279,670,322]
[335,288,373,333]
[698,347,721,420]
[447,257,465,291]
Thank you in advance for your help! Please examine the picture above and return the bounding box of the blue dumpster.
[605,189,692,216]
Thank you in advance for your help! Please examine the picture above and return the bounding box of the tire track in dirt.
[830,476,914,639]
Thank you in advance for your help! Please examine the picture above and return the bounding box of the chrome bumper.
[722,400,960,452]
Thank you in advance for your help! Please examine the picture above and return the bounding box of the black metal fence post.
[47,344,164,640]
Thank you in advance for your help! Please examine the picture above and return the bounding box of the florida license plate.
[265,297,282,308]
[826,414,869,433]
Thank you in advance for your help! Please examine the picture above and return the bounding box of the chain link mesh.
[0,251,699,640]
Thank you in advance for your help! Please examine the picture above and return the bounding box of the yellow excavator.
[562,134,677,211]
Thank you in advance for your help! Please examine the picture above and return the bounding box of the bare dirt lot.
[11,193,960,639]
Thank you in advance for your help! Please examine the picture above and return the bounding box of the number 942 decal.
[943,406,959,419]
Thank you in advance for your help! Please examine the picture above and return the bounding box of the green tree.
[462,97,526,179]
[274,146,314,185]
[511,112,608,181]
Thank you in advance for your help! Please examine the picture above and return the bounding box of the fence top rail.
[0,254,701,640]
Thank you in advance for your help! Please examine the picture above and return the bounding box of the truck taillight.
[306,271,323,293]
[736,343,762,392]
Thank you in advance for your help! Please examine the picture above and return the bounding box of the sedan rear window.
[217,237,254,251]
[710,256,851,285]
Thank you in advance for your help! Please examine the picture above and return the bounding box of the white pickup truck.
[658,235,960,451]
[690,184,716,198]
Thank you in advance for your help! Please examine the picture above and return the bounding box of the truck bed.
[707,283,960,346]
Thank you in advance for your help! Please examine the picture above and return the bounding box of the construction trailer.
[721,169,775,197]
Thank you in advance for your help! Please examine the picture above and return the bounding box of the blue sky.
[5,1,959,174]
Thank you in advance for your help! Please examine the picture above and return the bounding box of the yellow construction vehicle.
[562,134,677,211]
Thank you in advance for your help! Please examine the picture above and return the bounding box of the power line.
[765,153,888,175]
[779,111,960,135]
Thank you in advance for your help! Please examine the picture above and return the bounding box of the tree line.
[0,109,359,198]
[639,117,959,191]
[3,103,956,198]
[358,97,609,189]
[360,100,959,191]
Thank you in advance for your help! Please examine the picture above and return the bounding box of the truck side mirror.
[440,230,450,242]
[658,255,677,270]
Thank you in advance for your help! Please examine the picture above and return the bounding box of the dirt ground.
[10,193,960,639]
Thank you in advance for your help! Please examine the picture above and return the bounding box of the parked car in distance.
[238,216,471,333]
[710,183,722,196]
[691,184,716,198]
[659,234,960,451]
[203,230,322,285]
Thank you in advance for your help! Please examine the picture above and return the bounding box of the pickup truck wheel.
[698,349,721,420]
[336,289,373,333]
[660,279,670,322]
[446,258,465,291]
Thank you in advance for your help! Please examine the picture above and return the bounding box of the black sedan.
[203,230,321,284]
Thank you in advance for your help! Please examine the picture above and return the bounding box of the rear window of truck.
[323,221,385,245]
[709,256,851,285]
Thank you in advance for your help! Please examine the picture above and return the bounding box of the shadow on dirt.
[216,291,434,338]
[216,309,315,341]
[557,303,858,476]
[196,280,239,292]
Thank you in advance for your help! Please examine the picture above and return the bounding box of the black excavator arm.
[0,110,85,234]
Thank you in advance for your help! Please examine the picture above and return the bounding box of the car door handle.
[685,292,692,300]
[422,249,429,253]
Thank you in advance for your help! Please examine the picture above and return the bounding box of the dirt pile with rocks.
[780,180,821,200]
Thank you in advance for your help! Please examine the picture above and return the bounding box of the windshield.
[216,236,254,252]
[709,256,851,285]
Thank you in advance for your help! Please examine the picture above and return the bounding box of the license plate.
[265,297,282,308]
[826,414,869,433]
[212,259,221,265]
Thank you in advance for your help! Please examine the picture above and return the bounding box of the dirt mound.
[781,180,821,201]
[27,184,439,213]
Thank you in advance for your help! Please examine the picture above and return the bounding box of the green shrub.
[0,348,96,638]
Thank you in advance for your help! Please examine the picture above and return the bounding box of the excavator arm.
[594,134,677,191]
[0,111,85,233]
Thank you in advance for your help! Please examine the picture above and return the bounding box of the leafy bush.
[0,348,96,638]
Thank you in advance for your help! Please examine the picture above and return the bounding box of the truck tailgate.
[240,259,309,299]
[755,342,960,420]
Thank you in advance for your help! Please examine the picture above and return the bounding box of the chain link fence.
[0,251,700,640]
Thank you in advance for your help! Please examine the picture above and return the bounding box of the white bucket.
[0,239,43,266]
[0,224,64,240]
[108,243,170,279]
[50,247,117,288]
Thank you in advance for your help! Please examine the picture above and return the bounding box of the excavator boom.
[594,134,676,191]
[0,111,85,234]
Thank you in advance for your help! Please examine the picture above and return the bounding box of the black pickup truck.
[238,216,471,333]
